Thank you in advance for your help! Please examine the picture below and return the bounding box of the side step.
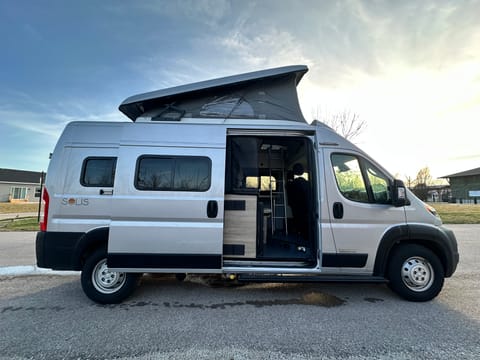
[237,274,387,284]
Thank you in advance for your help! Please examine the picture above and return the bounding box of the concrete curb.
[0,265,79,276]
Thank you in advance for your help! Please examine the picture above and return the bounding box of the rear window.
[81,157,117,187]
[135,156,211,192]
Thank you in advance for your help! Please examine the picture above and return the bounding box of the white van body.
[36,65,458,303]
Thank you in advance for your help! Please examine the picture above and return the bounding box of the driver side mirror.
[392,179,407,207]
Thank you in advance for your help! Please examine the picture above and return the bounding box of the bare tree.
[404,175,415,189]
[412,167,432,201]
[415,167,432,186]
[313,107,367,141]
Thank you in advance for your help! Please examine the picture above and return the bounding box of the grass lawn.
[0,203,40,231]
[0,217,39,231]
[428,202,480,224]
[0,203,39,213]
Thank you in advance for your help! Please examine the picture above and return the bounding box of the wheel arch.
[72,227,109,270]
[373,224,458,278]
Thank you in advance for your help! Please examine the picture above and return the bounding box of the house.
[0,168,44,203]
[426,184,451,202]
[442,167,480,203]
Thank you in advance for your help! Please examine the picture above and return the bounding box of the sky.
[1,0,479,181]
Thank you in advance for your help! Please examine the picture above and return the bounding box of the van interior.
[223,135,316,266]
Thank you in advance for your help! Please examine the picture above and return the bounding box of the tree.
[415,167,432,186]
[312,107,367,141]
[404,175,415,189]
[412,167,432,201]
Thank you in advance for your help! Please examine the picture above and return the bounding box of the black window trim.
[134,155,212,192]
[80,156,117,188]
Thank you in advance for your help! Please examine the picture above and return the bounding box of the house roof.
[443,167,480,178]
[0,168,43,184]
[119,65,308,122]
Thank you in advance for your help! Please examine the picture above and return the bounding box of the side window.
[136,156,211,191]
[81,157,117,187]
[245,176,277,191]
[173,157,211,191]
[136,158,173,190]
[331,153,392,204]
[331,154,368,202]
[366,163,391,204]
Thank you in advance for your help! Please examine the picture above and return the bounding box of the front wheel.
[81,249,140,304]
[387,244,445,302]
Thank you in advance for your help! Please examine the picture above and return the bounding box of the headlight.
[425,203,440,218]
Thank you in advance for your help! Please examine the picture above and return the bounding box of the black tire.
[81,249,140,304]
[387,244,444,302]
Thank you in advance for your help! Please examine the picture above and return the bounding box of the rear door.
[107,127,226,273]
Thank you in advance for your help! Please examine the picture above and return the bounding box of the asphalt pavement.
[0,231,37,267]
[0,231,78,276]
[0,225,479,359]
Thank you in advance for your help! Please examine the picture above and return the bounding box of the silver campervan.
[36,65,459,304]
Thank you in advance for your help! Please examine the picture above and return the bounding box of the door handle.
[333,202,344,219]
[207,200,218,218]
[99,189,113,195]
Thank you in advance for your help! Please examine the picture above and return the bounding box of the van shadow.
[128,274,391,309]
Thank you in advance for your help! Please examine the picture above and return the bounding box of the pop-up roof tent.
[118,65,308,123]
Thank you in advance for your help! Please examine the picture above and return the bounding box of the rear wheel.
[81,249,140,304]
[387,244,444,302]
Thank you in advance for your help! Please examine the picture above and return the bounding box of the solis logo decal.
[61,198,89,206]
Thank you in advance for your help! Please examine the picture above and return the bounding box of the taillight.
[39,188,49,232]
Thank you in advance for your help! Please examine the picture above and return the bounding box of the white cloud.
[217,28,314,69]
[0,96,125,139]
[0,108,122,139]
[130,0,233,27]
[6,0,480,177]
[0,96,125,171]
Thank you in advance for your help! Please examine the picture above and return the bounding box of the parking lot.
[0,225,479,359]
